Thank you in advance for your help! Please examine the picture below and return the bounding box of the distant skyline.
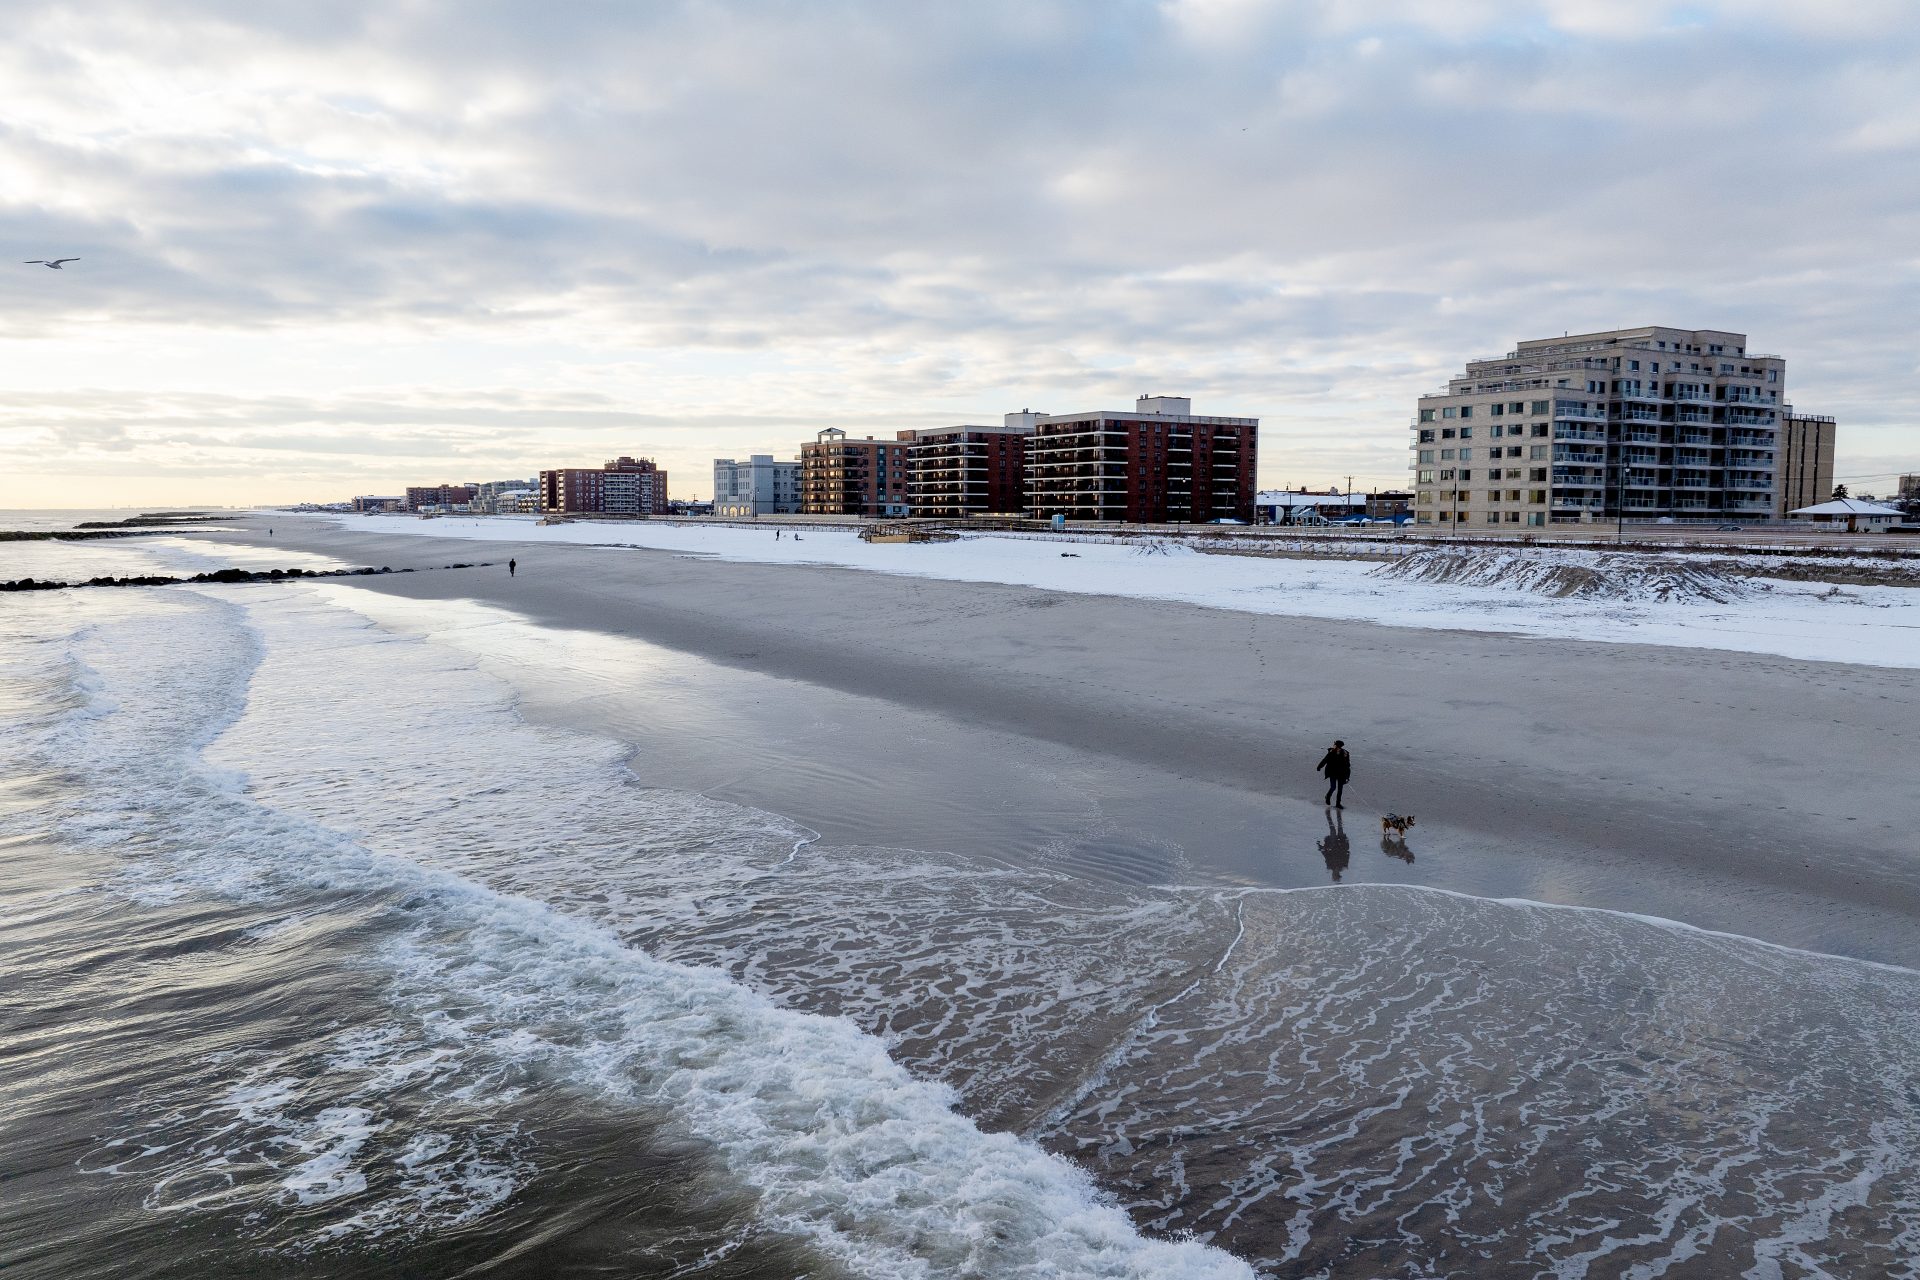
[4,0,1918,507]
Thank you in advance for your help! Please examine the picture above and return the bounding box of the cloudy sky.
[4,0,1917,506]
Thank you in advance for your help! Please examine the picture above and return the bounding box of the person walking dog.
[1316,740,1352,809]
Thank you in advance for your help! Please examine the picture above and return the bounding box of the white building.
[469,478,540,514]
[1414,327,1807,528]
[713,455,801,517]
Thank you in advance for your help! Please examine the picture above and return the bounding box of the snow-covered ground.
[327,515,1920,669]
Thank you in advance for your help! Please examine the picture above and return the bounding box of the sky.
[3,0,1917,506]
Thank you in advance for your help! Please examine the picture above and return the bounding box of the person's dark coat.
[1316,747,1352,782]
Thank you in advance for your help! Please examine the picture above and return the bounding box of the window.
[1442,428,1456,439]
[1527,512,1545,526]
[1419,409,1435,422]
[1490,405,1505,418]
[1441,448,1456,460]
[1439,469,1456,480]
[1507,489,1521,501]
[1461,427,1474,439]
[1416,490,1433,506]
[1506,469,1522,480]
[1442,407,1457,419]
[1459,448,1473,460]
[1485,512,1501,524]
[1768,370,1779,383]
[1459,469,1473,480]
[1508,446,1524,457]
[1486,491,1502,503]
[1530,445,1548,460]
[1630,360,1640,371]
[1506,511,1522,523]
[1418,429,1435,443]
[1530,489,1547,503]
[1530,400,1549,414]
[1510,401,1525,414]
[1460,407,1473,419]
[1530,467,1547,481]
[1417,449,1435,462]
[1417,470,1437,483]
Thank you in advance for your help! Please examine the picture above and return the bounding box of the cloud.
[1,0,1916,502]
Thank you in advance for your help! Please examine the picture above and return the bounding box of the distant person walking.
[508,558,517,577]
[1316,740,1352,809]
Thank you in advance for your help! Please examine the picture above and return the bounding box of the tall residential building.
[540,456,669,515]
[1026,396,1258,523]
[1777,410,1838,515]
[1413,327,1799,527]
[900,412,1037,518]
[1901,475,1920,500]
[405,484,475,510]
[799,429,910,516]
[713,455,801,517]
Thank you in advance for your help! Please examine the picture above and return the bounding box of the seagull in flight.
[24,258,79,269]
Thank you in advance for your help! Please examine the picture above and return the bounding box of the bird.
[24,258,79,269]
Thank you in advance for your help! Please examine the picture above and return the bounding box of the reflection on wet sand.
[1317,809,1350,882]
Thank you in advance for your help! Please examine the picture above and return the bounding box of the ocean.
[2,524,1916,1278]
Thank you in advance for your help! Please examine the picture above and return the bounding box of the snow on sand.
[329,515,1920,669]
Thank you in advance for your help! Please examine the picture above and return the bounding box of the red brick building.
[1026,396,1258,523]
[405,484,475,510]
[799,429,909,516]
[540,456,669,515]
[901,414,1036,518]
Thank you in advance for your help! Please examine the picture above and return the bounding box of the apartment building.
[799,428,909,516]
[404,484,476,510]
[1027,396,1258,523]
[713,455,801,517]
[540,456,669,515]
[1412,327,1805,527]
[900,412,1038,518]
[1778,411,1838,516]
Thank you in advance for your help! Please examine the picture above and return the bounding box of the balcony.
[1553,426,1606,441]
[1624,432,1661,443]
[1676,431,1714,445]
[1553,447,1606,464]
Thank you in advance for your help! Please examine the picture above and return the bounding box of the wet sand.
[197,514,1920,965]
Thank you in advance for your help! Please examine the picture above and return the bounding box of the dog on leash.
[1381,813,1416,837]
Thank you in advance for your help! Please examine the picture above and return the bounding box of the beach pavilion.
[1787,497,1906,532]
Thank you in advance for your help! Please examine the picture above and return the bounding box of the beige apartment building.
[1413,327,1806,527]
[1777,411,1837,515]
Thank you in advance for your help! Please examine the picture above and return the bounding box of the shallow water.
[1,561,1916,1278]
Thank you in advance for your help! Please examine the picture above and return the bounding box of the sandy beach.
[201,514,1920,965]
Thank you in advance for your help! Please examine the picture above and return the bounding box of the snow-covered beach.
[323,513,1920,669]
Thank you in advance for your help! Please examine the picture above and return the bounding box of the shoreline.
[188,513,1920,965]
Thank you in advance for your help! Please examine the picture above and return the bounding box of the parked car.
[1714,524,1744,531]
[1206,517,1248,525]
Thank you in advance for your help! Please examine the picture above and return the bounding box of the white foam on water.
[22,584,1255,1277]
[14,579,1920,1278]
